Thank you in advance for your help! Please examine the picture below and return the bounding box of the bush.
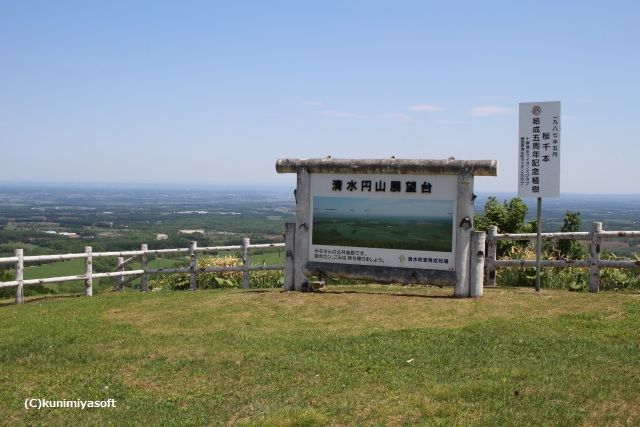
[598,252,640,291]
[148,255,284,291]
[250,267,284,288]
[0,270,56,299]
[494,244,640,291]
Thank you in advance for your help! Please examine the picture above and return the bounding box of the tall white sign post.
[518,101,561,291]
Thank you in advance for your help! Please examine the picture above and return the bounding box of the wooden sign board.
[276,158,498,297]
[518,101,561,198]
[309,173,457,271]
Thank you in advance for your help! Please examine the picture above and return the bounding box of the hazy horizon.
[1,180,639,198]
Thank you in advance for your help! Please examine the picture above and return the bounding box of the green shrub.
[148,255,284,290]
[598,252,640,291]
[0,270,56,299]
[494,245,640,291]
[249,266,284,288]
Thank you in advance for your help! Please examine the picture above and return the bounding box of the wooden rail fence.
[0,238,286,305]
[3,221,640,304]
[486,222,640,292]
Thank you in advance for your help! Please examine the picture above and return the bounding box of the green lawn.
[1,286,639,426]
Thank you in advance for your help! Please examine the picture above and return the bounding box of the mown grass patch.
[1,286,639,426]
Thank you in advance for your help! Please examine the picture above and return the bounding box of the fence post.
[85,246,93,296]
[589,222,602,293]
[115,256,124,290]
[140,244,148,291]
[242,237,250,289]
[486,225,497,287]
[469,231,486,297]
[15,249,24,305]
[283,223,296,291]
[189,241,197,290]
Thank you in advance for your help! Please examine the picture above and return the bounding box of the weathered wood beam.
[276,158,498,176]
[304,262,456,286]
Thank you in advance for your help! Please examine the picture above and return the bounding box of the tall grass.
[496,244,640,291]
[149,255,284,291]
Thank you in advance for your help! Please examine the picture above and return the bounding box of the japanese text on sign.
[330,179,433,194]
[518,101,561,198]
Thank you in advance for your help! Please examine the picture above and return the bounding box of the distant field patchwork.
[312,216,453,251]
[312,197,454,251]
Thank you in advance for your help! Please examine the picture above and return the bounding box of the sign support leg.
[454,172,474,298]
[294,169,311,291]
[535,197,542,292]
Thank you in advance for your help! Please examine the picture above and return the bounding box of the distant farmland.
[311,196,454,252]
[312,215,453,251]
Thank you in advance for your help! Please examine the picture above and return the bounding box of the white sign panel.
[518,101,561,198]
[309,173,457,271]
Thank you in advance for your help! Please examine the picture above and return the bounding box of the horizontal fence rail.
[486,222,640,292]
[0,238,285,304]
[3,221,640,303]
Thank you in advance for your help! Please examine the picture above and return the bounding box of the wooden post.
[242,237,250,289]
[15,249,24,305]
[283,223,296,291]
[469,231,485,297]
[589,222,602,293]
[294,169,311,291]
[486,225,497,287]
[454,172,474,298]
[84,246,93,296]
[189,241,197,290]
[535,197,542,292]
[140,244,149,291]
[115,256,124,290]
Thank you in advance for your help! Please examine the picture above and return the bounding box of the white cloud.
[407,104,445,112]
[319,111,414,122]
[320,110,364,119]
[378,113,414,122]
[435,119,465,125]
[470,106,514,117]
[481,95,509,102]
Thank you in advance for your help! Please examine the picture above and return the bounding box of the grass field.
[1,286,639,426]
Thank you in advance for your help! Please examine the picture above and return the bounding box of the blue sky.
[1,1,639,194]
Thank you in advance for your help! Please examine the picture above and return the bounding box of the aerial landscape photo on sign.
[311,196,454,252]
